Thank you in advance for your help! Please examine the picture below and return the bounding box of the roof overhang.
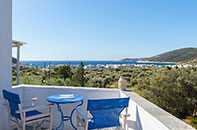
[12,40,27,47]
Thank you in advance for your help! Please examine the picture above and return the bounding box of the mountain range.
[121,48,197,63]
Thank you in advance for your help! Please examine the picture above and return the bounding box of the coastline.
[136,60,177,64]
[19,60,177,68]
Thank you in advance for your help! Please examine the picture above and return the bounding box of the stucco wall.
[0,0,12,129]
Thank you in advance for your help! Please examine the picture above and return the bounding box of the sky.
[13,0,197,61]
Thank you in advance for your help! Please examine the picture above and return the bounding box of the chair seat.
[26,110,49,122]
[82,117,120,130]
[26,110,42,117]
[14,110,49,122]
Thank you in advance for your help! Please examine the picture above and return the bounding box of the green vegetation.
[72,62,86,86]
[122,47,197,62]
[147,48,197,62]
[12,64,197,128]
[183,116,197,129]
[53,65,72,80]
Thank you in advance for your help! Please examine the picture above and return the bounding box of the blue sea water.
[20,61,176,67]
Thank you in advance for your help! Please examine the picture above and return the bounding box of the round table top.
[47,94,84,104]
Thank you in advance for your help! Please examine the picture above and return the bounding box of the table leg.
[55,101,83,130]
[56,104,64,130]
[70,100,84,130]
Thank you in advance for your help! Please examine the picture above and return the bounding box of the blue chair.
[2,89,54,130]
[76,97,130,130]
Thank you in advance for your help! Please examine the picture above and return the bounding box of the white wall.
[120,91,169,130]
[13,85,120,130]
[0,0,12,129]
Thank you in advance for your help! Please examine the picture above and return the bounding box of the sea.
[20,61,176,67]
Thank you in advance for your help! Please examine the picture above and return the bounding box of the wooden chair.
[2,89,54,130]
[76,97,130,130]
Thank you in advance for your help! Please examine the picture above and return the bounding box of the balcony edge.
[122,90,195,130]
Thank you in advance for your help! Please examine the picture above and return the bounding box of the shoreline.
[136,60,177,64]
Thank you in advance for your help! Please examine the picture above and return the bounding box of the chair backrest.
[87,97,130,129]
[2,89,21,119]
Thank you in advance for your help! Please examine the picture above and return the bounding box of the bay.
[20,61,176,67]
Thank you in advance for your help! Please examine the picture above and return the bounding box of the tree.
[72,62,86,86]
[147,68,197,118]
[54,65,72,80]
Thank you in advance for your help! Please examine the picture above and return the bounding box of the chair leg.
[49,117,52,130]
[36,122,41,130]
[76,115,80,130]
[76,120,79,130]
[49,107,52,130]
[15,118,21,130]
[33,122,36,130]
[8,115,11,130]
[123,116,127,130]
[16,125,20,130]
[22,115,26,130]
[22,122,25,130]
[122,108,129,130]
[84,121,89,130]
[116,127,123,130]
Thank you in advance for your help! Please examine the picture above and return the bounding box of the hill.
[121,48,197,62]
[146,48,197,62]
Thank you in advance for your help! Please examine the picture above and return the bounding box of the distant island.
[121,47,197,63]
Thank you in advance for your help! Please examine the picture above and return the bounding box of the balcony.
[0,1,196,130]
[6,85,195,130]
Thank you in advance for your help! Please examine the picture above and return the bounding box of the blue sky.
[13,0,197,61]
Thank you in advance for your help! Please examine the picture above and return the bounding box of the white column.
[17,46,20,85]
[0,0,12,129]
